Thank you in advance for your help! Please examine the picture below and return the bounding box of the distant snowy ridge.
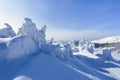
[92,36,120,43]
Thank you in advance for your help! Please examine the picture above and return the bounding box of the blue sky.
[0,0,120,40]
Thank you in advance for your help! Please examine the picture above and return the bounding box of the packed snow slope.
[93,36,120,43]
[0,53,81,80]
[0,18,120,80]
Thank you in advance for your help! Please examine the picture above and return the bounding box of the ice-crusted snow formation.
[41,42,73,60]
[0,23,16,38]
[0,18,47,59]
[52,42,73,59]
[18,18,38,42]
[72,40,114,61]
[0,18,74,60]
[13,76,32,80]
[73,40,95,54]
[18,18,46,49]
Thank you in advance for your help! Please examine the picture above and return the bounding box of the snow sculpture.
[101,48,113,60]
[13,75,32,80]
[0,23,16,38]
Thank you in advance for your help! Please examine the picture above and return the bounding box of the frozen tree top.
[4,23,12,28]
[41,25,47,32]
[24,18,32,22]
[22,18,36,30]
[24,18,34,25]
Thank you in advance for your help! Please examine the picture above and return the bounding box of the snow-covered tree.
[49,37,54,45]
[84,42,94,53]
[37,25,47,49]
[0,23,16,38]
[52,44,64,59]
[18,18,38,42]
[18,18,46,49]
[63,42,73,58]
[101,48,113,60]
[74,40,79,47]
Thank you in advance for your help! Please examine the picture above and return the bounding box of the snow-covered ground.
[0,18,120,80]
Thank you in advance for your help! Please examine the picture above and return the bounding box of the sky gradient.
[0,0,120,40]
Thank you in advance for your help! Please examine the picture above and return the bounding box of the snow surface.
[0,18,120,80]
[93,36,120,43]
[13,76,32,80]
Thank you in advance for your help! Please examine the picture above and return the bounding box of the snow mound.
[7,35,38,59]
[93,36,120,43]
[13,76,32,80]
[0,35,38,59]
